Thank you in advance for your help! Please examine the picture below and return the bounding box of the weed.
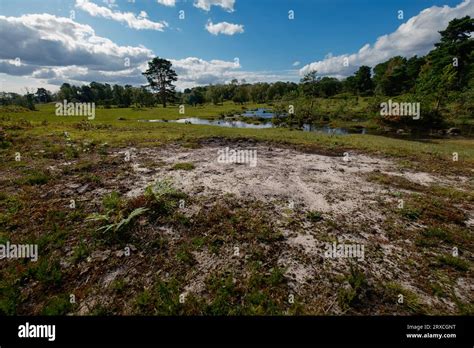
[171,162,195,171]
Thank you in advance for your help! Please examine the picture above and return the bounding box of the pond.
[241,108,275,119]
[139,117,367,135]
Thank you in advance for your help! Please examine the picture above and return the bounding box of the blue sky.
[0,0,472,92]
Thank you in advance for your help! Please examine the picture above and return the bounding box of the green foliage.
[88,191,150,242]
[171,162,195,171]
[27,259,63,287]
[306,211,323,222]
[438,255,470,272]
[16,170,50,186]
[145,180,182,201]
[88,207,149,235]
[142,57,177,108]
[102,191,122,212]
[337,265,367,311]
[42,295,73,315]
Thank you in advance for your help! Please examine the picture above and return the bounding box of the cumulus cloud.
[157,0,176,6]
[205,21,244,35]
[0,13,296,92]
[300,0,474,78]
[292,61,300,67]
[75,0,168,31]
[0,13,154,87]
[194,0,235,12]
[170,57,297,90]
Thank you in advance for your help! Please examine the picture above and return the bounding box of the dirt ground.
[83,139,471,314]
[2,138,473,315]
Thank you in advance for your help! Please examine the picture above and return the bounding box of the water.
[302,124,367,135]
[241,108,275,119]
[139,117,366,134]
[174,117,273,129]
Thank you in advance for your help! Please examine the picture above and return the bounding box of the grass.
[384,282,424,314]
[41,294,73,315]
[437,255,470,272]
[171,162,195,171]
[306,211,323,222]
[16,169,51,186]
[88,207,149,241]
[0,102,472,316]
[2,103,473,176]
[337,266,367,312]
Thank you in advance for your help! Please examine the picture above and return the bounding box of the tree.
[207,85,224,105]
[318,77,343,97]
[300,71,320,97]
[186,89,205,106]
[142,57,178,108]
[353,66,374,96]
[232,85,249,104]
[425,16,474,90]
[373,56,413,96]
[35,88,51,103]
[57,83,75,101]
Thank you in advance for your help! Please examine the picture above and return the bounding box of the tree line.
[1,16,472,124]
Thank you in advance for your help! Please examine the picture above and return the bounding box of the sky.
[0,0,472,93]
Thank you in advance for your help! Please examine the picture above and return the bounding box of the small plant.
[102,191,122,212]
[171,162,195,171]
[17,170,50,186]
[88,207,149,235]
[71,240,90,263]
[42,295,73,315]
[400,206,421,220]
[145,180,181,201]
[306,210,323,222]
[144,180,186,217]
[337,265,367,312]
[176,245,195,265]
[438,255,469,272]
[111,279,127,293]
[385,282,423,313]
[27,259,62,287]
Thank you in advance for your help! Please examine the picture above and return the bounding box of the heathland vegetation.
[1,17,473,133]
[0,17,472,316]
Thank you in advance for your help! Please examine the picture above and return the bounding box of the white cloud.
[170,57,297,90]
[205,21,244,35]
[75,0,168,31]
[157,0,176,6]
[300,0,474,78]
[0,12,297,92]
[0,14,154,89]
[292,61,300,67]
[194,0,235,12]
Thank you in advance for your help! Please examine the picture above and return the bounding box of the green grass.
[0,101,472,316]
[437,255,470,272]
[337,266,367,312]
[171,162,195,171]
[16,170,51,186]
[41,294,73,315]
[2,103,473,174]
[385,282,424,314]
[306,211,323,222]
